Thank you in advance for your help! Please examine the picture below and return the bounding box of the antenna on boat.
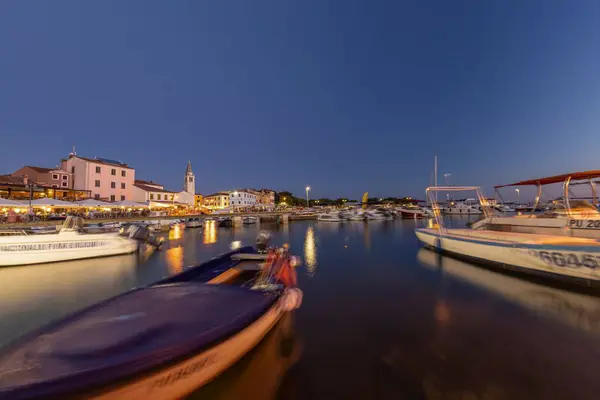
[434,155,438,201]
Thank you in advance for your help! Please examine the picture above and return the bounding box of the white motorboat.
[243,216,258,225]
[417,186,600,286]
[346,210,366,221]
[473,171,600,239]
[493,203,515,213]
[441,198,482,215]
[0,217,139,267]
[185,217,203,229]
[317,212,345,222]
[364,210,393,220]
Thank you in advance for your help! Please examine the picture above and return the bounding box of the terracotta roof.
[0,175,50,188]
[22,166,60,174]
[133,183,176,193]
[134,179,159,185]
[64,155,134,170]
[205,192,230,198]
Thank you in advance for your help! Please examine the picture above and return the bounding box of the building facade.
[253,189,275,206]
[204,192,230,210]
[9,166,90,201]
[131,180,176,203]
[61,155,135,202]
[195,194,203,208]
[229,190,257,208]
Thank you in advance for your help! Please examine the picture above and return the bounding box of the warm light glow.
[306,186,310,191]
[165,246,184,274]
[203,220,217,244]
[168,224,182,240]
[304,226,317,277]
[1,208,6,212]
[14,208,21,213]
[45,207,51,212]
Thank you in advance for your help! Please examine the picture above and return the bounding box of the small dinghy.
[0,244,301,400]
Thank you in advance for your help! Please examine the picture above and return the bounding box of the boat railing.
[0,230,28,236]
[426,186,491,235]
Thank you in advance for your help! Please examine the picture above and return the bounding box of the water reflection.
[304,227,317,276]
[204,221,217,244]
[188,313,300,399]
[0,254,137,348]
[417,248,600,332]
[166,245,184,274]
[169,224,183,240]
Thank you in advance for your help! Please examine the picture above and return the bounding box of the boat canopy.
[495,170,600,188]
[0,283,277,398]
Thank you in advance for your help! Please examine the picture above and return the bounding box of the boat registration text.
[529,250,600,269]
[0,241,108,252]
[569,219,600,229]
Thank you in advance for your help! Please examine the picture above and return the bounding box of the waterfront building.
[204,192,230,210]
[61,154,135,202]
[132,180,177,204]
[253,189,276,206]
[229,190,257,208]
[8,166,90,201]
[195,193,203,208]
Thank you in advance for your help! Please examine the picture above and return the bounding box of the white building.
[229,190,257,208]
[61,154,135,202]
[177,161,195,206]
[131,180,177,203]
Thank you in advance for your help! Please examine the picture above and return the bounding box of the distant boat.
[242,216,258,225]
[441,199,482,215]
[317,212,345,222]
[185,217,203,229]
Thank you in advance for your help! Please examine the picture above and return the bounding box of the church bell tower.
[184,161,195,194]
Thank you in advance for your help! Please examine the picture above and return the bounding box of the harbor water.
[3,218,600,398]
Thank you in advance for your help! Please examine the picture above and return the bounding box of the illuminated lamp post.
[305,186,310,207]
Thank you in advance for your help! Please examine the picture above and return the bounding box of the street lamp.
[515,188,520,202]
[305,186,310,207]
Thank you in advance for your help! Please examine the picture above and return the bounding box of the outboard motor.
[256,230,271,253]
[120,224,164,249]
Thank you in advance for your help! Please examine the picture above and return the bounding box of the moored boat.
[473,170,600,239]
[0,246,302,399]
[242,216,258,225]
[417,186,600,287]
[397,205,429,219]
[185,217,203,229]
[317,212,345,222]
[0,217,147,267]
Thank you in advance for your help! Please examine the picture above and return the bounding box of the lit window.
[150,194,154,200]
[157,194,161,200]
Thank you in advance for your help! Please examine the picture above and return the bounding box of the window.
[62,175,67,180]
[94,194,100,200]
[71,166,75,173]
[111,182,116,189]
[52,174,59,180]
[157,194,161,200]
[61,182,68,187]
[121,195,125,201]
[150,194,154,200]
[95,180,100,187]
[170,195,174,200]
[121,183,125,189]
[189,176,193,182]
[110,195,115,202]
[52,184,58,188]
[121,170,126,177]
[111,169,116,176]
[95,166,101,173]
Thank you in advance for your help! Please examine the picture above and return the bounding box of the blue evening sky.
[1,1,599,200]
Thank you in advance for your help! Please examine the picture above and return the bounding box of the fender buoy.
[282,288,303,311]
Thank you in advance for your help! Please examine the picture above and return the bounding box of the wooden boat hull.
[91,295,287,400]
[415,228,600,286]
[399,210,427,219]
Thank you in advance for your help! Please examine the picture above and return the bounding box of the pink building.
[61,155,135,202]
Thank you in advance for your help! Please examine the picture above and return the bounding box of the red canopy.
[495,170,600,188]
